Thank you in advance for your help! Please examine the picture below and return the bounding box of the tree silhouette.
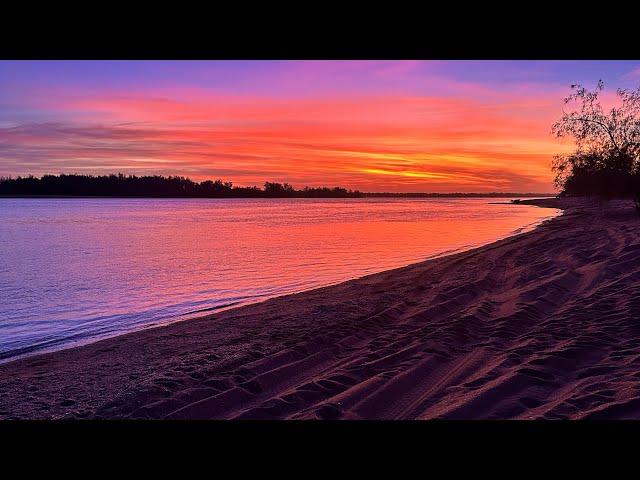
[551,81,640,197]
[0,174,363,198]
[264,182,296,197]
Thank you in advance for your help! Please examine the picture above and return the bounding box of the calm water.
[0,198,559,361]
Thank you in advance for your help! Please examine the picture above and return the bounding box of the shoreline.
[0,199,561,365]
[4,196,640,419]
[0,194,557,199]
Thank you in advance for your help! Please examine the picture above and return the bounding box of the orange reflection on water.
[0,197,559,360]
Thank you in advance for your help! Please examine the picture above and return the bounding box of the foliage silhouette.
[551,81,640,199]
[0,174,551,198]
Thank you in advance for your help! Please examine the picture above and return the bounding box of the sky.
[1,60,639,193]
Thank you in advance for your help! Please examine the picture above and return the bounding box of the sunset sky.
[1,60,639,192]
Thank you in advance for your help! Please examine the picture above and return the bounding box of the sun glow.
[359,168,455,180]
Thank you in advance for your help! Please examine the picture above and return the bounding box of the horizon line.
[0,172,557,196]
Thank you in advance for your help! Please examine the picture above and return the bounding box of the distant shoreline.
[0,193,556,199]
[0,173,557,199]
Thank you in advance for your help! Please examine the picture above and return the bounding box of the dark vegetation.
[0,175,361,198]
[0,174,551,198]
[551,80,640,203]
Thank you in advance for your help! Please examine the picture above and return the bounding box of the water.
[0,197,559,361]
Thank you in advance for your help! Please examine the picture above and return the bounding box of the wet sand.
[2,197,640,420]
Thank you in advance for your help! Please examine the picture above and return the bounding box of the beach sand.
[2,197,640,420]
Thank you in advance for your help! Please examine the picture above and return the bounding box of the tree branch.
[571,116,620,151]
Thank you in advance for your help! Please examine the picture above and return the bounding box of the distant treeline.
[550,81,640,201]
[361,192,552,198]
[0,174,362,198]
[0,174,552,198]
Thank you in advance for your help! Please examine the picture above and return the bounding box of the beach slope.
[2,197,640,420]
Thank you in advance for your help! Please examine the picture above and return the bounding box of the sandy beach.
[2,197,640,420]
